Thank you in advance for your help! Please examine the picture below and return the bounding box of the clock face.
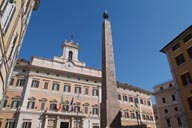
[65,62,73,70]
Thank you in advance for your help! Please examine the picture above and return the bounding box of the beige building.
[0,40,156,128]
[0,0,40,102]
[152,105,160,128]
[160,25,192,127]
[153,81,184,128]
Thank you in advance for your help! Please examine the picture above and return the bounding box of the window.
[181,72,192,86]
[0,0,16,34]
[160,87,163,90]
[142,115,146,120]
[150,116,153,121]
[52,83,60,91]
[175,107,178,111]
[134,98,138,103]
[84,87,89,95]
[92,88,98,96]
[129,97,133,102]
[27,101,35,109]
[11,99,20,109]
[92,108,99,115]
[177,117,182,127]
[147,101,151,106]
[75,86,81,94]
[124,111,129,118]
[1,0,9,14]
[5,120,15,128]
[172,95,176,101]
[2,98,8,108]
[22,121,31,128]
[123,95,127,102]
[31,80,39,88]
[23,0,31,23]
[50,103,57,111]
[84,106,88,114]
[187,46,192,59]
[40,102,45,110]
[9,78,14,85]
[118,94,121,100]
[63,105,69,112]
[130,113,135,119]
[172,43,180,51]
[169,84,173,87]
[68,51,73,61]
[140,99,143,104]
[164,109,168,113]
[43,81,49,89]
[74,106,80,112]
[64,85,71,92]
[183,33,192,43]
[162,97,166,103]
[175,53,185,66]
[146,115,150,120]
[187,96,192,111]
[166,119,171,127]
[7,34,18,65]
[16,79,25,87]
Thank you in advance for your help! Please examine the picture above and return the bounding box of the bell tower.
[53,40,85,66]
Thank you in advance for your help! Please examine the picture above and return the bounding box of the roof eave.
[160,25,192,53]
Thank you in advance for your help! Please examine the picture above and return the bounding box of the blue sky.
[19,0,192,92]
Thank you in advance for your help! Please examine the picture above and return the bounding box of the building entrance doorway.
[60,122,69,128]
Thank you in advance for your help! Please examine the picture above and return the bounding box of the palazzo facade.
[0,40,155,128]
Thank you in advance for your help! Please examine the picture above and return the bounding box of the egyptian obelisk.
[100,11,121,128]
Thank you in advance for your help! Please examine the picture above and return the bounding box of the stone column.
[100,11,121,128]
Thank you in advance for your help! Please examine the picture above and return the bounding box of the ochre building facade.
[161,25,192,127]
[0,0,40,102]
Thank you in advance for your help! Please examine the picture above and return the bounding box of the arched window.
[68,51,73,61]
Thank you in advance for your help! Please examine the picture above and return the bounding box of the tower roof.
[62,40,79,49]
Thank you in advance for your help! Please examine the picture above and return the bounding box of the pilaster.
[20,75,33,111]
